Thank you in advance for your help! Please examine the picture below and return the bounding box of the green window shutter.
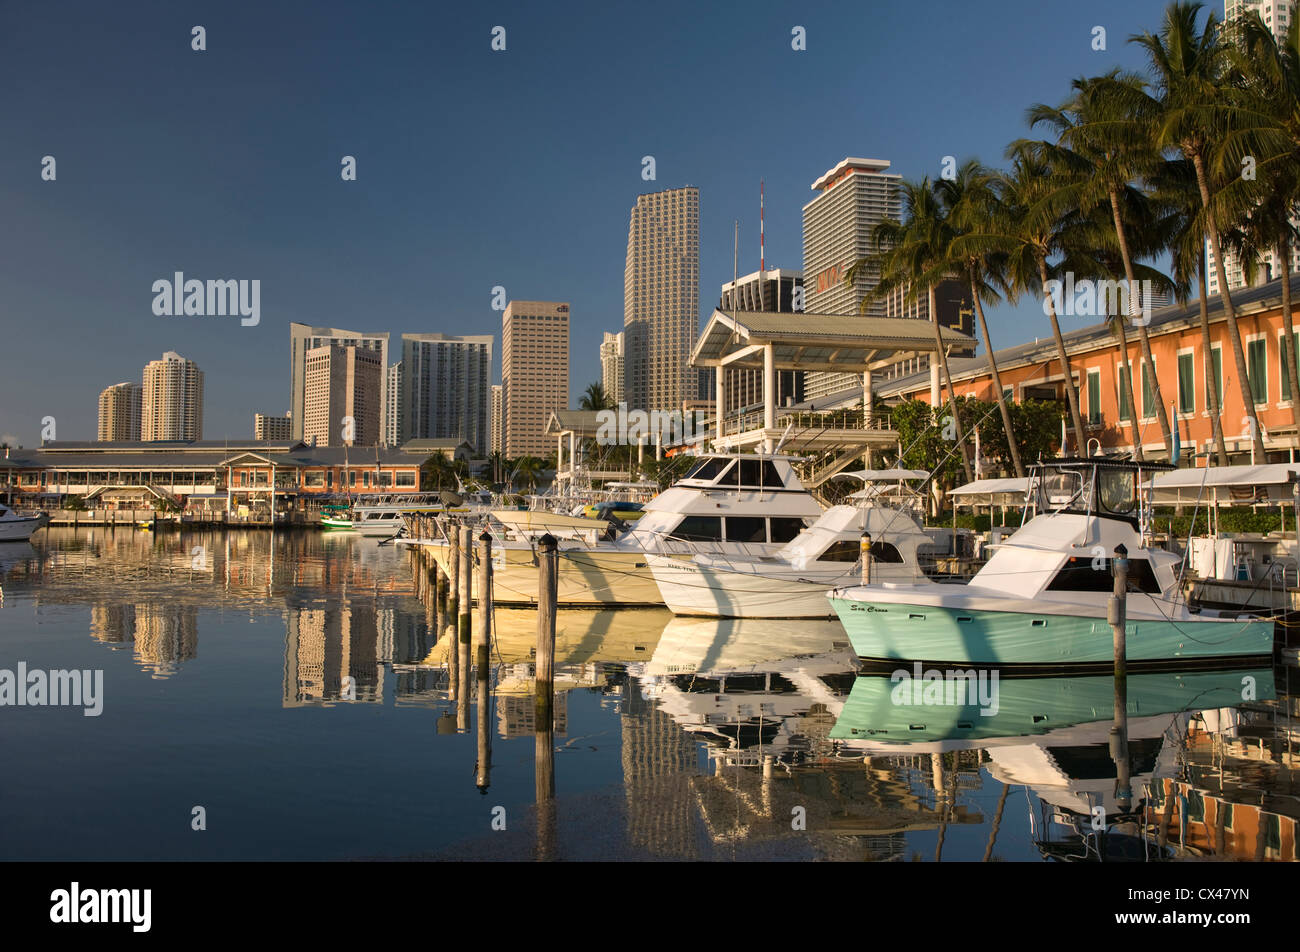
[1118,366,1132,422]
[1178,352,1195,414]
[1248,339,1267,405]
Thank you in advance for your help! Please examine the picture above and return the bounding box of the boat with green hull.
[828,458,1277,667]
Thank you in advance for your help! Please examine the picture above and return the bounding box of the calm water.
[1,527,1297,862]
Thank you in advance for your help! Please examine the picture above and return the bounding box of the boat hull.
[646,554,846,618]
[0,513,48,542]
[416,540,665,606]
[828,595,1276,666]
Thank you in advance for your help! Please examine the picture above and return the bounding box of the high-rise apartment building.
[254,413,292,441]
[802,158,902,400]
[623,186,700,413]
[503,300,570,458]
[303,344,383,447]
[491,384,503,455]
[398,333,493,453]
[97,382,141,442]
[600,331,625,405]
[878,278,977,382]
[1210,0,1300,295]
[289,323,389,442]
[141,352,203,441]
[386,363,404,447]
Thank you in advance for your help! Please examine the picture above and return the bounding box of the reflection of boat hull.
[830,666,1274,745]
[647,553,848,617]
[417,540,666,606]
[423,607,671,665]
[828,593,1276,666]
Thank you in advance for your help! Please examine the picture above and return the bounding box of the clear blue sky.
[0,0,1181,445]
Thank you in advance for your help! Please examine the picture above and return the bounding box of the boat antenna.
[773,421,794,455]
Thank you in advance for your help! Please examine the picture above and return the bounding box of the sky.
[0,0,1187,445]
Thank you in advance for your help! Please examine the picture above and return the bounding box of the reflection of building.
[620,677,701,858]
[498,690,567,738]
[283,605,384,706]
[90,604,136,644]
[131,605,199,678]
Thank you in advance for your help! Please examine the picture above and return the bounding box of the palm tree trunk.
[1192,149,1266,459]
[931,284,973,483]
[1114,317,1145,461]
[1279,238,1300,451]
[970,272,1024,478]
[1110,188,1174,460]
[1040,257,1086,454]
[1199,255,1230,466]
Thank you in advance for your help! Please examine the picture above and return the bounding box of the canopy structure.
[545,410,632,489]
[691,309,975,482]
[949,477,1032,505]
[1147,462,1300,504]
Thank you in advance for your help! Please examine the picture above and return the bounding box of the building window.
[1087,369,1101,425]
[1248,338,1268,405]
[1118,365,1133,422]
[1177,352,1195,415]
[1281,332,1299,401]
[1141,361,1156,419]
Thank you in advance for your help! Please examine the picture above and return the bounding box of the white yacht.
[349,492,462,537]
[646,469,935,618]
[0,503,48,542]
[828,458,1277,667]
[402,453,823,607]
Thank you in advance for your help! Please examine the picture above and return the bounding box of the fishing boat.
[402,452,823,607]
[646,469,936,618]
[350,492,462,537]
[827,457,1277,667]
[319,503,355,530]
[0,503,49,542]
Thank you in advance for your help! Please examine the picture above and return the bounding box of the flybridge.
[151,272,260,326]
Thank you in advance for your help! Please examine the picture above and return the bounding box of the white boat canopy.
[1147,462,1300,504]
[949,477,1032,505]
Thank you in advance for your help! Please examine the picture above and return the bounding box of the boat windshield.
[1098,468,1136,515]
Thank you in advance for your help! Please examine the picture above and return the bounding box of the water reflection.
[1,528,1298,862]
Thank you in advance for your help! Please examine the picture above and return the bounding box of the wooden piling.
[459,525,473,648]
[1109,543,1131,811]
[448,520,460,618]
[535,533,558,727]
[476,530,493,671]
[860,531,873,585]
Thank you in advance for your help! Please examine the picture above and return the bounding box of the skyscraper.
[386,363,404,447]
[254,413,292,441]
[718,269,805,410]
[141,352,203,441]
[491,384,503,455]
[1210,0,1300,295]
[600,331,625,405]
[623,186,700,413]
[97,382,141,441]
[503,300,570,458]
[289,323,389,442]
[303,344,383,447]
[802,158,902,400]
[399,333,493,453]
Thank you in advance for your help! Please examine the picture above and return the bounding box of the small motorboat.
[0,503,49,542]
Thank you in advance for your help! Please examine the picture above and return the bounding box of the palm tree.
[981,145,1088,454]
[936,160,1025,478]
[1024,70,1176,460]
[578,382,613,412]
[1128,1,1266,458]
[509,455,546,492]
[1149,156,1232,464]
[421,452,457,490]
[1221,13,1300,447]
[850,177,974,483]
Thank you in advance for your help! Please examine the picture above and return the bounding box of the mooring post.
[535,533,558,727]
[448,520,460,619]
[1109,543,1132,812]
[459,525,473,649]
[477,530,493,671]
[860,531,873,585]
